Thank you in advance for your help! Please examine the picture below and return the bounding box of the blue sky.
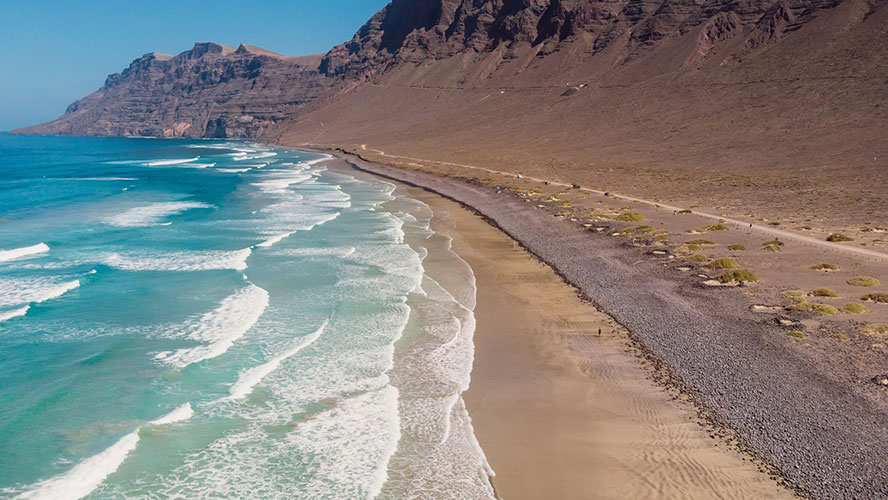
[0,0,390,131]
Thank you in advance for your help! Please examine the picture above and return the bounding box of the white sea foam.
[145,157,200,166]
[150,402,195,425]
[216,168,252,173]
[171,162,216,169]
[255,232,294,248]
[232,151,277,161]
[0,305,29,322]
[275,247,357,258]
[0,243,50,263]
[105,202,213,227]
[47,177,138,182]
[102,248,251,272]
[154,284,269,368]
[226,322,327,400]
[0,278,80,309]
[13,403,192,500]
[251,173,313,192]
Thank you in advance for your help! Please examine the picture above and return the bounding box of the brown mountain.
[14,0,888,228]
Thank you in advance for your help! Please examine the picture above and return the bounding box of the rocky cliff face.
[16,0,883,138]
[16,43,328,138]
[318,0,848,79]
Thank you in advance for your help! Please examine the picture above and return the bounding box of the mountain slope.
[274,0,887,230]
[14,0,887,228]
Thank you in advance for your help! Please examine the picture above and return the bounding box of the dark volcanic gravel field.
[334,151,888,500]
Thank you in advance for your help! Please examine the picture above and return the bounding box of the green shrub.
[812,303,839,315]
[861,293,888,304]
[761,240,784,252]
[811,263,839,271]
[727,244,747,251]
[786,331,806,339]
[826,233,854,242]
[810,288,839,298]
[706,257,739,270]
[839,303,870,314]
[861,324,888,337]
[674,244,701,254]
[786,302,814,312]
[686,239,717,245]
[682,253,709,264]
[782,290,807,303]
[786,302,838,315]
[615,212,645,222]
[699,223,728,232]
[834,333,850,342]
[716,269,759,283]
[847,276,881,287]
[677,209,692,214]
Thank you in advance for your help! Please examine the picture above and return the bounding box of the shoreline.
[323,149,888,499]
[410,187,792,499]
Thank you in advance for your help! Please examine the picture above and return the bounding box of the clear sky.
[0,0,390,131]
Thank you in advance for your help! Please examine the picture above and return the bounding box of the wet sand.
[413,189,794,500]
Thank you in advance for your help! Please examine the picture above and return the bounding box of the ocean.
[0,134,495,499]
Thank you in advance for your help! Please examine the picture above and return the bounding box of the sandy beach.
[410,188,793,499]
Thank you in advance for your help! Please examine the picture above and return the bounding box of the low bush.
[716,269,759,283]
[839,303,870,314]
[706,257,738,270]
[614,212,645,222]
[826,233,854,242]
[861,293,888,304]
[847,276,881,287]
[811,263,839,271]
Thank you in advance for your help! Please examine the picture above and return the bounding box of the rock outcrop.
[16,43,328,138]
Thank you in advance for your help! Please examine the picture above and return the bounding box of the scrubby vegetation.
[614,212,645,222]
[686,239,717,245]
[727,244,746,251]
[677,209,692,214]
[706,257,738,270]
[786,330,806,339]
[847,276,881,287]
[861,293,888,304]
[839,303,870,314]
[699,223,728,232]
[786,302,838,315]
[782,290,807,303]
[834,333,850,342]
[810,288,839,298]
[761,239,784,252]
[861,324,888,337]
[674,244,701,254]
[826,233,854,242]
[811,263,839,271]
[716,269,759,283]
[682,253,709,264]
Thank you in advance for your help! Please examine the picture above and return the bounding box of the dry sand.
[412,189,793,500]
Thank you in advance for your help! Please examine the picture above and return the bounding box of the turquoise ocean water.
[0,134,495,499]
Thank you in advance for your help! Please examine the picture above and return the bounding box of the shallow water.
[0,134,494,499]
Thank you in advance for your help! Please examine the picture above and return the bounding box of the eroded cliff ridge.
[16,43,328,138]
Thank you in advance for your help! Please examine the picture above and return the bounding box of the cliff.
[15,42,329,138]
